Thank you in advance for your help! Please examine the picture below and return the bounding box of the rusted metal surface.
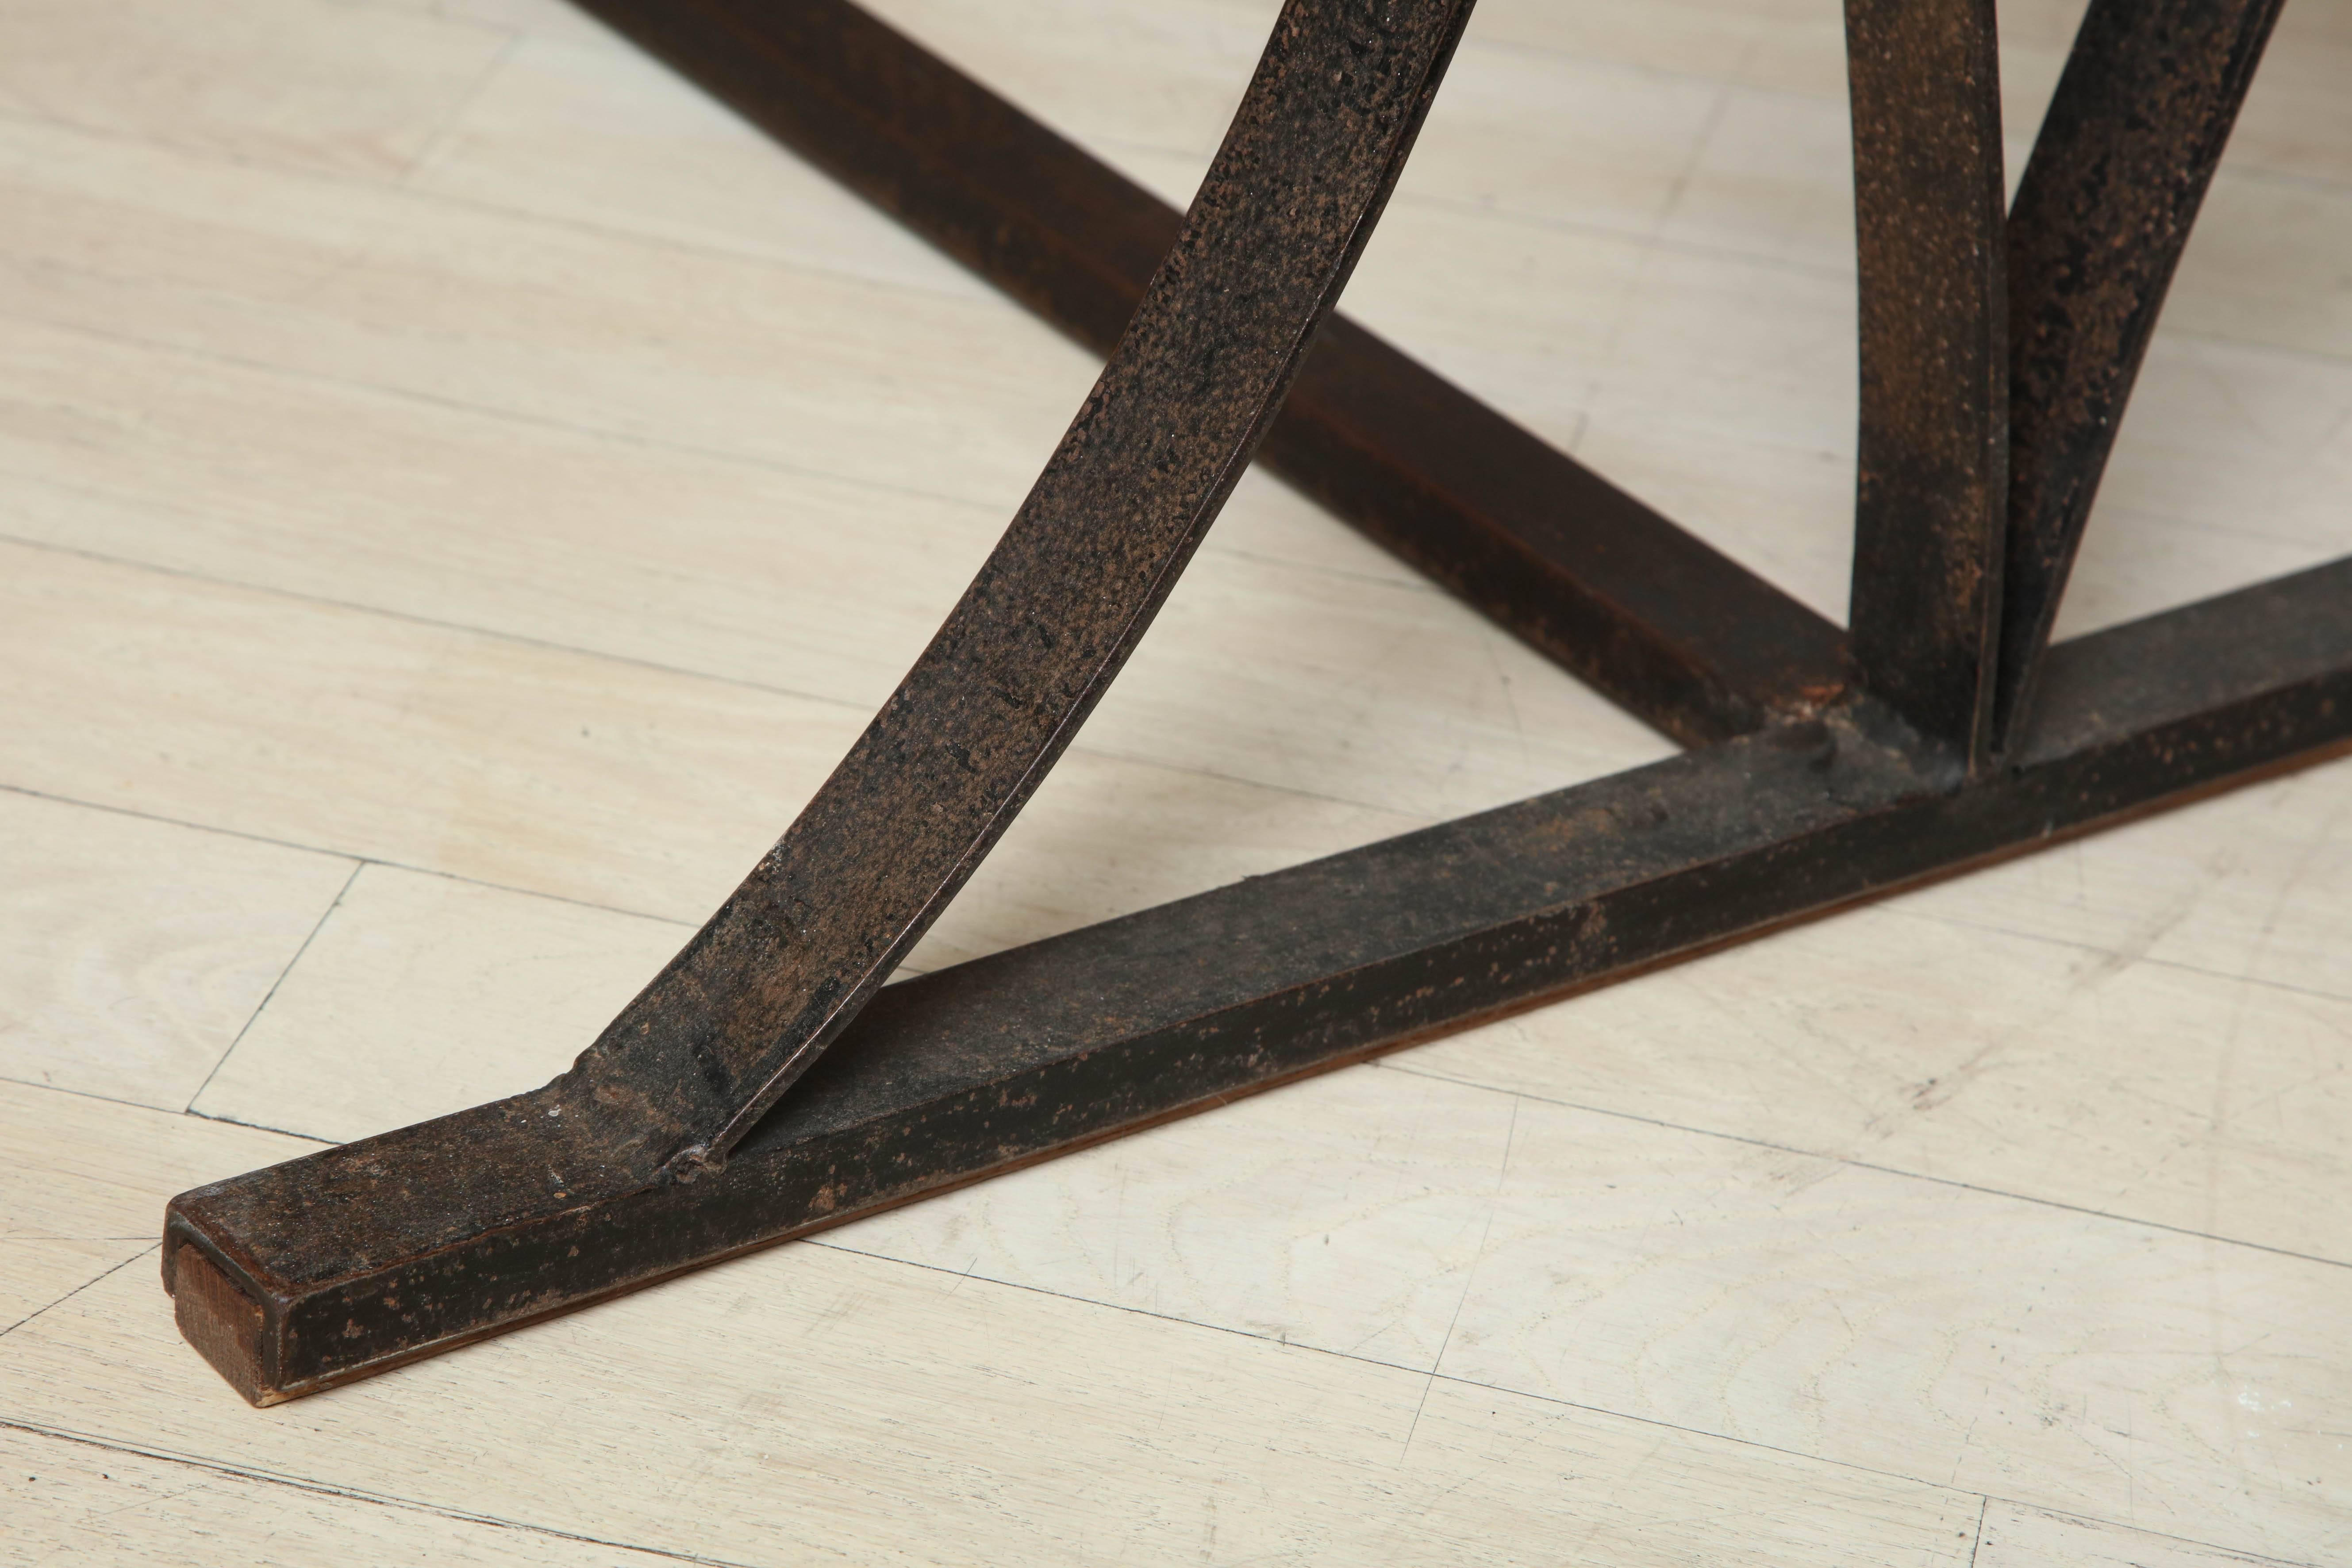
[158,0,2349,1408]
[165,560,2352,1403]
[1994,0,2287,751]
[169,1247,268,1408]
[1842,0,2010,769]
[540,0,1477,1183]
[569,0,1850,744]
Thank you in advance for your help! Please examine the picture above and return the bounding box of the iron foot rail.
[566,0,1851,745]
[164,559,2352,1403]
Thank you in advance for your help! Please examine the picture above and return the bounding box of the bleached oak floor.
[3,0,2348,1562]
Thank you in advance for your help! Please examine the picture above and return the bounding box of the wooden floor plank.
[0,1134,1986,1565]
[0,545,1429,963]
[0,1079,315,1247]
[1,1241,150,1340]
[0,790,355,1111]
[0,542,859,924]
[0,316,1668,821]
[828,1077,2352,1560]
[0,312,1410,692]
[0,0,511,180]
[1975,1501,2309,1568]
[400,27,1024,298]
[1424,1098,2351,1558]
[190,866,690,1140]
[326,0,614,47]
[1887,749,2352,1007]
[2,1427,702,1566]
[0,118,1098,520]
[171,856,2352,1558]
[0,1078,315,1337]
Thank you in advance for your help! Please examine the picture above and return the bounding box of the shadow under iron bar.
[166,557,2352,1404]
[565,0,1851,746]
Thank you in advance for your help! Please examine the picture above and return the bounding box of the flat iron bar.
[1993,0,2288,750]
[548,0,1480,1184]
[1842,0,2011,769]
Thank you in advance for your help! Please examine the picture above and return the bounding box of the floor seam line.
[396,32,523,187]
[0,101,1091,334]
[0,782,686,927]
[184,861,364,1115]
[1399,1092,1519,1461]
[1878,900,2352,1007]
[0,1247,156,1345]
[1374,1061,2352,1271]
[806,1236,1975,1501]
[0,1072,328,1133]
[0,533,1451,822]
[811,1236,2325,1561]
[0,1419,761,1568]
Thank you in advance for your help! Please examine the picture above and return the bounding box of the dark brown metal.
[569,0,1850,745]
[169,1246,268,1408]
[1993,0,2288,751]
[164,559,2352,1403]
[548,0,1480,1182]
[1843,0,2010,768]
